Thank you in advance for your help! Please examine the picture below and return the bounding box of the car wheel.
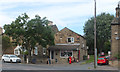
[106,61,108,65]
[2,59,5,63]
[10,60,13,63]
[107,61,109,65]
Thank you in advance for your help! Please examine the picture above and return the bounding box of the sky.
[0,0,120,35]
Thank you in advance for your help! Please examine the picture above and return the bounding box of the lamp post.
[94,0,97,68]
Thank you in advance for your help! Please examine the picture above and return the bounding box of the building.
[0,27,3,35]
[48,21,59,34]
[111,3,120,57]
[48,27,87,64]
[0,27,2,58]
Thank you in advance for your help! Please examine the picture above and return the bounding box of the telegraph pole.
[94,0,97,68]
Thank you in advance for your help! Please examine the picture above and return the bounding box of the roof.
[14,45,22,50]
[59,27,85,39]
[48,45,79,50]
[111,17,120,25]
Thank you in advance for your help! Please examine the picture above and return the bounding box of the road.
[2,62,94,70]
[1,62,118,70]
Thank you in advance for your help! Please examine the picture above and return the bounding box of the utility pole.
[94,0,97,68]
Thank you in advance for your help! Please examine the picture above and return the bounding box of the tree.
[2,36,12,53]
[4,13,54,63]
[84,13,114,54]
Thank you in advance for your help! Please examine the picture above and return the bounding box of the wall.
[111,25,120,57]
[53,27,87,62]
[54,27,82,44]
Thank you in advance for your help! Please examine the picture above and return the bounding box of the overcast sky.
[0,0,119,35]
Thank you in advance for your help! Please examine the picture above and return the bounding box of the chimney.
[116,2,120,18]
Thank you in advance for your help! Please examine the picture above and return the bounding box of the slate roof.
[111,17,120,25]
[48,45,79,50]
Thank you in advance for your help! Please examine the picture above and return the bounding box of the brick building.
[48,27,87,64]
[111,4,120,57]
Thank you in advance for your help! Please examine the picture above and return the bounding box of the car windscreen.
[10,55,18,58]
[98,58,104,60]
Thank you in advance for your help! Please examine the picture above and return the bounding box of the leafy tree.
[2,36,12,53]
[84,13,114,54]
[4,13,54,63]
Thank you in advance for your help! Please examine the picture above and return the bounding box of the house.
[48,27,87,64]
[0,27,3,35]
[111,3,120,57]
[14,45,22,56]
[0,27,2,58]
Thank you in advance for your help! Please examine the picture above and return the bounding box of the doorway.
[51,51,54,59]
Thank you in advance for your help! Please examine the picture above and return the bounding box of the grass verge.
[85,55,94,64]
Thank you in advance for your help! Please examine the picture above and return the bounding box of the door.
[4,56,10,62]
[78,50,80,61]
[51,51,54,59]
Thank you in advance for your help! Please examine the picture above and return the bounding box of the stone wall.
[111,25,120,57]
[0,27,2,35]
[54,27,85,45]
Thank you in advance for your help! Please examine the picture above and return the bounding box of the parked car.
[97,56,109,65]
[2,54,21,63]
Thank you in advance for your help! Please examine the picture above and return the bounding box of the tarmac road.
[2,62,94,70]
[1,62,118,70]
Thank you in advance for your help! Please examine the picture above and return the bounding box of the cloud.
[0,0,90,3]
[0,0,120,35]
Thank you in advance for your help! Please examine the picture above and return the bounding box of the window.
[43,48,46,55]
[67,37,74,43]
[15,50,18,55]
[34,47,38,55]
[83,44,85,47]
[60,50,73,58]
[4,56,9,58]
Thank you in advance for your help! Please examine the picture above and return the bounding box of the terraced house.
[48,27,87,64]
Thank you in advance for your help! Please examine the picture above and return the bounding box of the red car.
[97,56,109,65]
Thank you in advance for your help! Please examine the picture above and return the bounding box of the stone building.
[48,27,87,64]
[0,27,3,35]
[111,3,120,57]
[0,27,2,58]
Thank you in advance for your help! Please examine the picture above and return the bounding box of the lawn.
[85,55,94,64]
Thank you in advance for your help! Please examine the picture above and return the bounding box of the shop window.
[60,50,73,58]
